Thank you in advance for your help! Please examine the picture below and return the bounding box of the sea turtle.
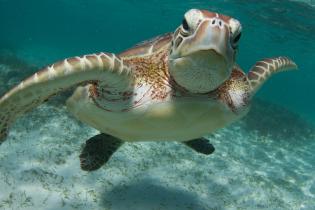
[0,9,297,171]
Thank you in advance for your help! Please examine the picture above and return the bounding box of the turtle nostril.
[212,19,216,25]
[219,21,222,26]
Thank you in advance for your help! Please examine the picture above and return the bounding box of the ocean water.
[0,0,314,209]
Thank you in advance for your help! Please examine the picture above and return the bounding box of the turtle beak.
[180,19,234,68]
[168,14,238,93]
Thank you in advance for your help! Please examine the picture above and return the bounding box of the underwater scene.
[0,0,314,209]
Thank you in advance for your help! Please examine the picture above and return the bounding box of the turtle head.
[169,9,242,93]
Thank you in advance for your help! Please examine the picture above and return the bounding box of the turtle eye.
[182,18,189,31]
[232,32,241,48]
[234,32,241,43]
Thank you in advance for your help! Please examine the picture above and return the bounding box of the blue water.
[0,0,315,209]
[1,0,314,122]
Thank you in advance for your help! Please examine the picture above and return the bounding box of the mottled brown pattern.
[124,47,171,101]
[89,83,99,98]
[215,67,250,113]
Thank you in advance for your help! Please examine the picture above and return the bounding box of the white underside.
[66,85,243,142]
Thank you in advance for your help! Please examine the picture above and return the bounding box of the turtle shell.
[119,33,173,58]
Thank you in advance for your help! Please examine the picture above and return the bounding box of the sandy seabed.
[0,61,315,210]
[0,100,314,209]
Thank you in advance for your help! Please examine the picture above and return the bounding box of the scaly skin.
[66,53,296,142]
[0,53,132,142]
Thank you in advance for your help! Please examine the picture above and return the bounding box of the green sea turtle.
[0,9,297,171]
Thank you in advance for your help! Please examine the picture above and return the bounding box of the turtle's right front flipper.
[247,56,297,95]
[0,53,133,144]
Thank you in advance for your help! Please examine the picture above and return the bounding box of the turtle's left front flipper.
[0,53,133,144]
[248,56,298,94]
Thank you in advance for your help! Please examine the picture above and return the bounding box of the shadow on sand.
[100,177,215,210]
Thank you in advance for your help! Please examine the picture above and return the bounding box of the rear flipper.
[183,138,215,155]
[80,133,124,171]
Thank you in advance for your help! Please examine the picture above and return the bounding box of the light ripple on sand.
[0,97,314,209]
